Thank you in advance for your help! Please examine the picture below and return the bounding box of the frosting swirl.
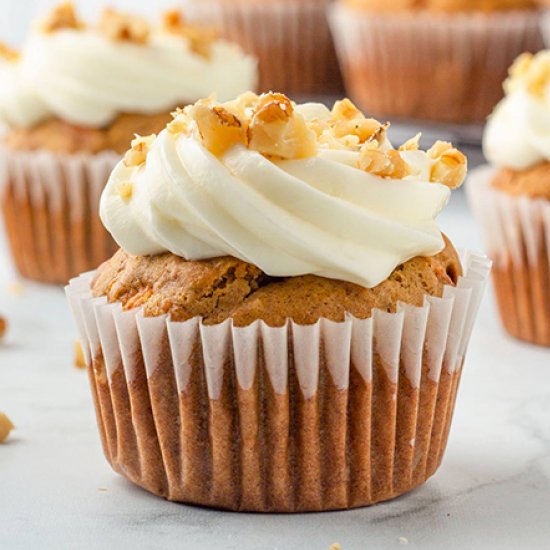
[100,94,465,288]
[484,52,550,171]
[0,7,257,129]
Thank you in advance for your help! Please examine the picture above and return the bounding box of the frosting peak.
[100,93,466,288]
[0,4,257,129]
[484,51,550,170]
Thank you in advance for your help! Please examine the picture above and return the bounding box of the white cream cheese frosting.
[484,52,550,171]
[100,94,466,288]
[0,8,257,129]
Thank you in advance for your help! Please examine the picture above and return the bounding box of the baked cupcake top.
[0,3,257,129]
[343,0,535,11]
[100,91,466,289]
[484,51,550,172]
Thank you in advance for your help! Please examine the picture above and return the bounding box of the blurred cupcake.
[469,52,550,345]
[67,91,489,512]
[182,0,344,98]
[330,0,542,125]
[0,3,257,284]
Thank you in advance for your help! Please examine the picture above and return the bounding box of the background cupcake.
[182,0,344,99]
[67,91,489,512]
[0,3,257,284]
[330,0,542,125]
[468,51,550,346]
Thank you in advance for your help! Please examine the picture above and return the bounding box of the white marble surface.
[1,190,550,550]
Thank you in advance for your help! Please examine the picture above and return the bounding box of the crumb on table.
[0,412,14,443]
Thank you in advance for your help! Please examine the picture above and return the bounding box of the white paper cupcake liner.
[467,165,550,345]
[66,250,490,512]
[0,147,119,284]
[182,0,344,98]
[329,5,542,124]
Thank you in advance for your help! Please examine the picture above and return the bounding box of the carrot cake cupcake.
[67,91,490,512]
[469,51,550,346]
[182,0,344,98]
[330,0,542,124]
[0,3,257,284]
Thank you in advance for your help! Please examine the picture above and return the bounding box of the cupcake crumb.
[0,412,14,443]
[329,544,341,550]
[74,341,86,369]
[0,316,6,340]
[398,537,409,545]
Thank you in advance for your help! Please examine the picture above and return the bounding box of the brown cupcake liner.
[182,0,344,98]
[329,5,542,124]
[66,251,489,512]
[0,148,119,285]
[467,166,550,346]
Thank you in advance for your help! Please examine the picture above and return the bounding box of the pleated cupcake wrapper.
[329,5,542,124]
[66,251,490,512]
[539,9,550,47]
[0,148,120,284]
[182,0,344,98]
[467,166,550,346]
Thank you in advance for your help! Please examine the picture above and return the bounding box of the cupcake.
[329,0,542,125]
[469,51,550,346]
[181,0,344,98]
[0,3,257,285]
[66,92,490,512]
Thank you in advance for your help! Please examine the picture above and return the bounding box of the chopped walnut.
[191,103,246,156]
[0,412,14,443]
[357,144,411,179]
[428,141,467,189]
[162,9,218,59]
[0,316,6,340]
[0,42,19,62]
[167,107,189,136]
[100,8,150,44]
[74,341,86,369]
[247,93,317,159]
[116,182,134,202]
[39,2,83,33]
[330,99,388,145]
[399,133,421,152]
[123,134,156,167]
[505,52,550,99]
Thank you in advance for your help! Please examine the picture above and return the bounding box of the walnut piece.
[0,42,19,62]
[247,93,317,159]
[505,52,550,99]
[39,2,83,33]
[428,141,467,189]
[0,412,14,443]
[191,102,246,156]
[100,8,150,44]
[162,9,218,59]
[357,144,410,179]
[116,182,134,202]
[123,134,156,167]
[399,133,421,152]
[0,316,6,340]
[74,341,86,369]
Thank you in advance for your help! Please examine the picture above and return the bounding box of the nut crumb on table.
[0,412,14,443]
[0,316,6,340]
[74,341,86,369]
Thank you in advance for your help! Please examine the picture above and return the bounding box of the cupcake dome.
[67,91,490,512]
[0,3,257,285]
